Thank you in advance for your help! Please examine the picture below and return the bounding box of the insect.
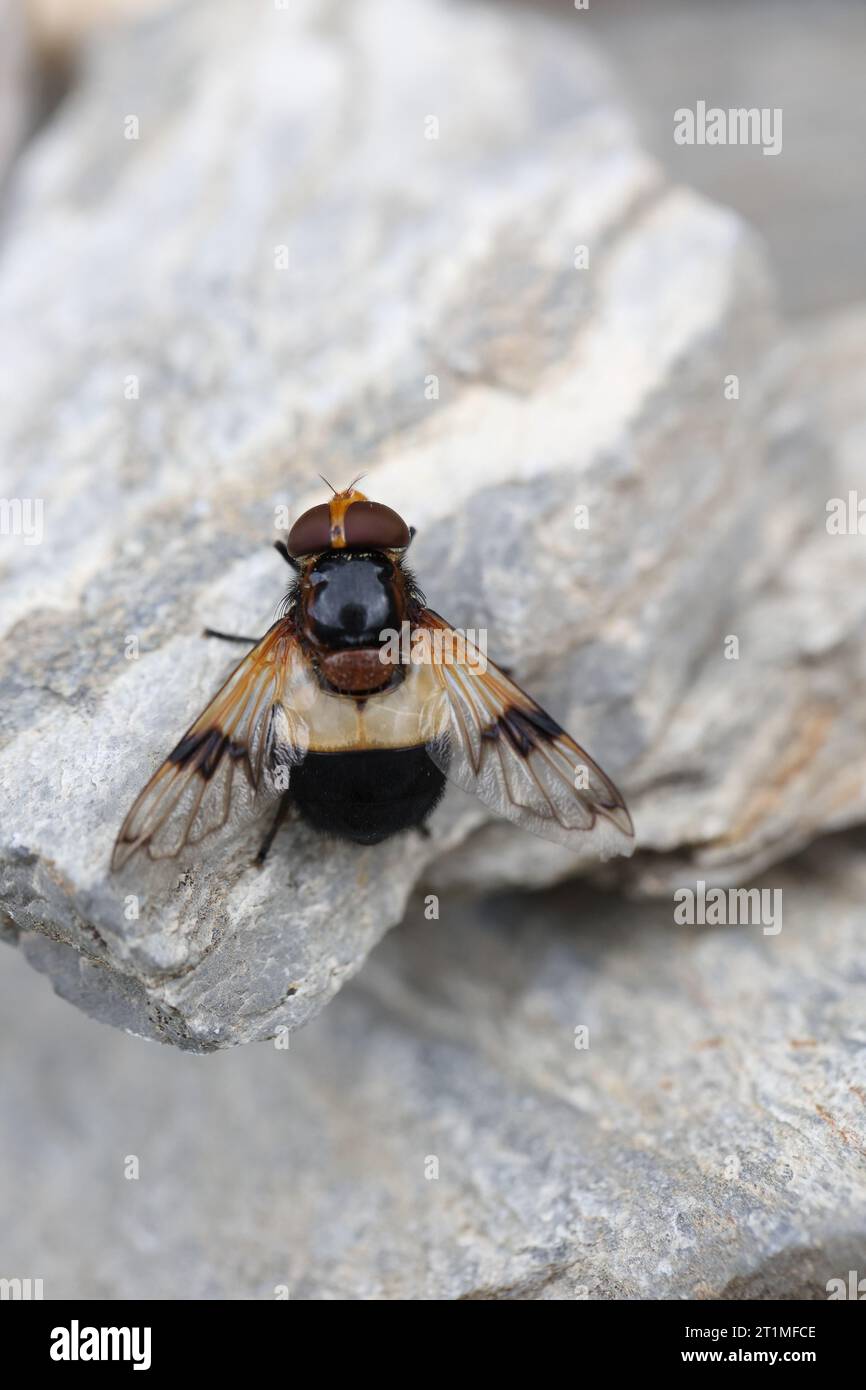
[111,482,634,870]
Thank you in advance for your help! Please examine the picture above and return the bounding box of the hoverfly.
[111,483,634,870]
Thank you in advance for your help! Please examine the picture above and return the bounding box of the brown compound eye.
[342,501,410,552]
[287,498,411,557]
[287,504,332,558]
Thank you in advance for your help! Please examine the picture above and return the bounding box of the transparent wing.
[418,610,634,859]
[111,619,309,869]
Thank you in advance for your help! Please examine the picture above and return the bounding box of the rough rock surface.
[1,0,864,1050]
[2,835,864,1299]
[433,306,866,897]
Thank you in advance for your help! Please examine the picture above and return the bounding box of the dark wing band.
[418,609,634,859]
[111,619,306,869]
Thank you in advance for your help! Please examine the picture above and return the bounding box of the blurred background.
[13,0,866,313]
[1,0,865,1300]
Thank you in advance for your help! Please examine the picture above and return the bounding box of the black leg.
[255,794,292,866]
[202,627,260,645]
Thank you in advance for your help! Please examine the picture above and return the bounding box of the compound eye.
[287,504,331,558]
[342,501,410,551]
[287,498,411,557]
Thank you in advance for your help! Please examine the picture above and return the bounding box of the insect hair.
[277,578,301,619]
[400,562,428,613]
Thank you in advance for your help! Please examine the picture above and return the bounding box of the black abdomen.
[290,746,446,845]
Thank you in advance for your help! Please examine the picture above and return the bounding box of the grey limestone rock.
[0,0,863,1051]
[1,834,864,1298]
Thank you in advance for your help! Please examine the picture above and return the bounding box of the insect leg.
[254,793,292,866]
[202,627,260,645]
